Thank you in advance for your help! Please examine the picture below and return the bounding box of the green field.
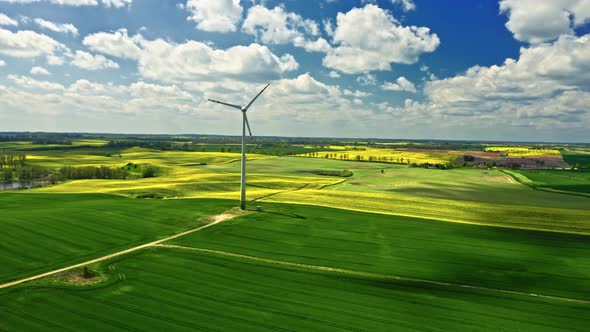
[562,150,590,168]
[1,245,588,332]
[515,169,590,195]
[0,193,233,283]
[171,203,590,301]
[1,141,590,331]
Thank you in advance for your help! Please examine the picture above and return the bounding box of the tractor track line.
[0,213,239,290]
[155,244,590,305]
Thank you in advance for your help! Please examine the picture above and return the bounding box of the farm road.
[0,212,240,290]
[156,244,590,305]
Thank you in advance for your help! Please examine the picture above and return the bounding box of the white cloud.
[391,0,415,12]
[324,5,439,74]
[47,54,65,65]
[297,37,332,53]
[0,28,65,58]
[8,74,64,90]
[101,0,131,7]
[382,76,417,93]
[139,39,298,82]
[328,70,340,78]
[323,18,334,37]
[71,50,119,70]
[30,66,50,75]
[3,76,197,117]
[426,34,590,105]
[2,0,131,7]
[0,13,18,26]
[83,29,298,82]
[344,89,371,97]
[243,5,329,53]
[356,73,377,86]
[0,59,6,66]
[243,5,318,44]
[83,29,143,59]
[186,0,243,32]
[34,18,78,36]
[500,0,590,43]
[396,34,590,130]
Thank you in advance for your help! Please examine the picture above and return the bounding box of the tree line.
[58,166,128,180]
[0,152,26,169]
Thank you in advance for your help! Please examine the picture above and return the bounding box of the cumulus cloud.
[500,0,590,43]
[83,29,142,59]
[399,34,590,131]
[139,39,298,82]
[30,66,50,75]
[8,74,64,90]
[328,71,340,78]
[323,4,439,74]
[71,50,119,70]
[0,59,5,66]
[382,76,417,93]
[34,18,78,35]
[0,28,66,59]
[243,5,330,53]
[0,13,18,26]
[83,29,298,82]
[2,0,131,7]
[186,0,243,32]
[3,76,198,117]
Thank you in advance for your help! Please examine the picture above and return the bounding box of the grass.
[24,147,271,169]
[261,189,590,234]
[214,157,590,209]
[18,152,590,233]
[0,193,234,284]
[1,246,588,331]
[171,203,590,301]
[562,149,590,168]
[514,169,590,195]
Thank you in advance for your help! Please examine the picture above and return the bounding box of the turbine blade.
[244,83,270,111]
[208,99,242,110]
[244,113,253,139]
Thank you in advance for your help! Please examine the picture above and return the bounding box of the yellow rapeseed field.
[298,148,460,165]
[484,146,561,157]
[261,189,590,235]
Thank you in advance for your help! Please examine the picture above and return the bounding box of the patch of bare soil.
[198,208,251,223]
[52,268,103,286]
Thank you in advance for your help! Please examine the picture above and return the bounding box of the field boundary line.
[155,244,590,305]
[0,212,241,290]
[500,169,590,199]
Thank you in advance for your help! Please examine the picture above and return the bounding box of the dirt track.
[0,212,239,290]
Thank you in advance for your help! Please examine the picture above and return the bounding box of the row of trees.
[302,153,414,164]
[3,166,50,183]
[58,166,128,180]
[0,152,26,169]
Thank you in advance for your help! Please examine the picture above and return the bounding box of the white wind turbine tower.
[208,83,270,210]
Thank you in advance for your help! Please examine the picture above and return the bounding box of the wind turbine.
[208,83,270,210]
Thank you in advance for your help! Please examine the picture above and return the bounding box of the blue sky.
[0,0,589,142]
